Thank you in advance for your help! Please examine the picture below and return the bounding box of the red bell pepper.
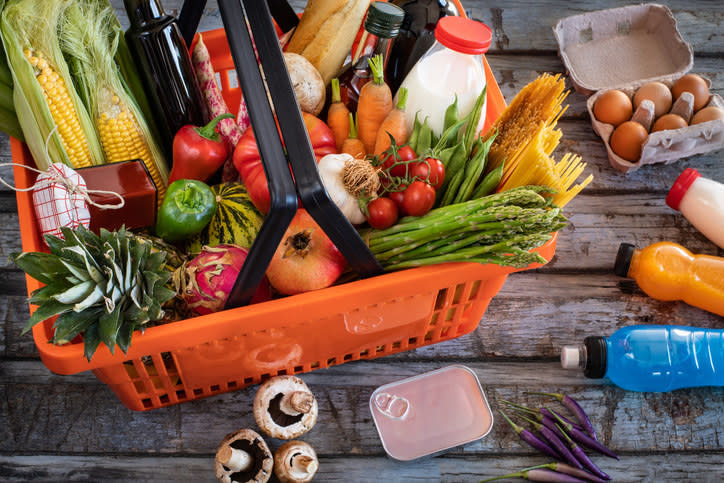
[168,113,235,184]
[233,112,337,214]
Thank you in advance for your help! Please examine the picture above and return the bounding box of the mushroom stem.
[291,454,319,475]
[217,445,253,473]
[279,391,314,416]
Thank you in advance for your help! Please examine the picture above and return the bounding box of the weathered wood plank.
[2,453,724,483]
[2,360,723,456]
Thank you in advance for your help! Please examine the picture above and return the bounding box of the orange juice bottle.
[614,242,724,317]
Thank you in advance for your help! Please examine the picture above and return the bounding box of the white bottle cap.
[560,346,581,369]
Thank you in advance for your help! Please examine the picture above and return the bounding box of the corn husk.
[0,0,104,169]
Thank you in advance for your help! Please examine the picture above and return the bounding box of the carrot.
[328,78,351,151]
[341,113,366,159]
[373,87,408,155]
[357,54,393,154]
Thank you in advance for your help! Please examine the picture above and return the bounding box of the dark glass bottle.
[336,2,404,113]
[123,0,207,163]
[386,0,460,95]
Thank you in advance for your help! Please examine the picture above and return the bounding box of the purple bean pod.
[523,468,588,482]
[553,423,612,480]
[499,410,561,460]
[540,407,586,433]
[539,425,584,470]
[548,408,619,460]
[546,463,610,483]
[528,391,598,441]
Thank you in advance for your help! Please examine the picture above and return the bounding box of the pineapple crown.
[11,225,176,361]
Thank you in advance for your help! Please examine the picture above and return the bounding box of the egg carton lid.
[553,3,694,96]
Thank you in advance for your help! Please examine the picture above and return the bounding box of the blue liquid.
[606,325,724,392]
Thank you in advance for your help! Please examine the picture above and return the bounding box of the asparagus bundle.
[365,186,568,271]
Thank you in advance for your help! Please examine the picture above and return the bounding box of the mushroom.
[214,428,273,483]
[273,441,319,483]
[253,375,318,440]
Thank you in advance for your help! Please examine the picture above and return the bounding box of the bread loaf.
[286,0,371,85]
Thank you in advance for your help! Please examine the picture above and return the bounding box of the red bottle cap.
[666,167,701,211]
[434,16,492,55]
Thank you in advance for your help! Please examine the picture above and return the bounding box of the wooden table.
[1,1,723,481]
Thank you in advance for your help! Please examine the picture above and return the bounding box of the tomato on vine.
[403,181,436,216]
[381,145,417,177]
[366,197,399,229]
[410,157,445,190]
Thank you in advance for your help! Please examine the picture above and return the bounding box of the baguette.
[287,0,371,85]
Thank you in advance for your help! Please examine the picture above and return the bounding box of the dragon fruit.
[175,244,271,315]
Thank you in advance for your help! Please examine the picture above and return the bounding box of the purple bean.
[479,468,588,483]
[554,423,612,481]
[527,391,597,441]
[517,413,583,470]
[548,408,619,460]
[539,407,586,434]
[499,410,561,460]
[542,463,610,483]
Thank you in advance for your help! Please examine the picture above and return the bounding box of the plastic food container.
[553,4,724,173]
[370,365,494,460]
[12,12,555,411]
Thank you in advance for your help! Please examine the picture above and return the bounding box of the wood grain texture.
[0,1,722,482]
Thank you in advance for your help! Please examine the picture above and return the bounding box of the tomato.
[403,181,436,217]
[387,186,407,217]
[233,112,337,213]
[381,145,417,177]
[410,157,446,190]
[366,197,399,229]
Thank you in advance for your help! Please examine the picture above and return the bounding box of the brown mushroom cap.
[273,441,319,483]
[214,428,273,483]
[253,376,319,440]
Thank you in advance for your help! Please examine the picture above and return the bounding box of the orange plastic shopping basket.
[12,2,556,411]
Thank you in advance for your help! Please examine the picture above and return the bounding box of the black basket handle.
[218,0,383,309]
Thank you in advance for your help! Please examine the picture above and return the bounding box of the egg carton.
[553,3,724,173]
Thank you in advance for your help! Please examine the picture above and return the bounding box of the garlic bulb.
[317,153,380,224]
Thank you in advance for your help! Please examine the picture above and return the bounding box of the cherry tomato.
[366,197,399,229]
[403,181,436,217]
[382,145,417,177]
[387,189,407,217]
[410,157,446,190]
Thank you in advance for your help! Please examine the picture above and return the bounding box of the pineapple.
[12,225,177,361]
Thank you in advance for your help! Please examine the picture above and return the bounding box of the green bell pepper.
[155,179,217,242]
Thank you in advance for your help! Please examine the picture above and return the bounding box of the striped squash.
[185,182,263,256]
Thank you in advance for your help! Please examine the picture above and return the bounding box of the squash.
[185,182,263,256]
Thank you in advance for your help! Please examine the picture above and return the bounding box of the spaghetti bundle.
[482,74,592,207]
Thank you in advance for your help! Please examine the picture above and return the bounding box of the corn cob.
[0,0,104,170]
[25,49,93,168]
[60,0,169,203]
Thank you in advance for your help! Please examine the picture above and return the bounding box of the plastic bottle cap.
[365,2,405,38]
[613,242,636,277]
[560,346,581,369]
[434,16,492,55]
[666,167,701,211]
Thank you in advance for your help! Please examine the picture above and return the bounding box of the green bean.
[462,85,487,152]
[407,112,421,152]
[438,144,458,166]
[416,117,433,155]
[471,160,504,199]
[439,168,465,206]
[453,138,487,203]
[443,94,459,132]
[433,116,468,153]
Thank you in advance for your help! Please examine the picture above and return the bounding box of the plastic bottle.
[396,16,491,136]
[386,0,460,95]
[123,0,207,161]
[336,2,405,113]
[666,167,724,249]
[614,241,724,317]
[560,325,724,392]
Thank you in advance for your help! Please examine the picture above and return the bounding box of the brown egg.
[633,82,672,118]
[610,121,649,162]
[690,106,724,125]
[672,74,710,112]
[651,113,688,132]
[593,89,633,126]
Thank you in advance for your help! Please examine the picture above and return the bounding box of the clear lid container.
[369,365,494,461]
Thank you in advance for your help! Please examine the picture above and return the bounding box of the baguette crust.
[287,0,371,84]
